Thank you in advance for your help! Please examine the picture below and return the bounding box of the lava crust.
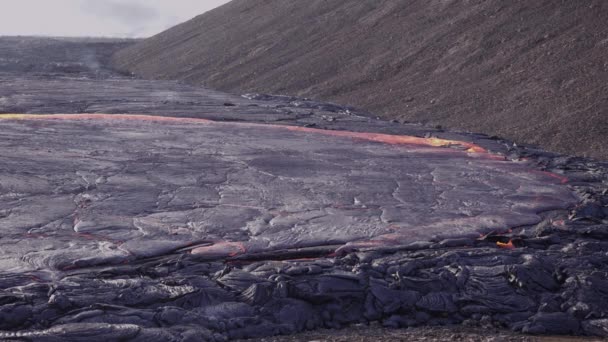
[0,113,576,268]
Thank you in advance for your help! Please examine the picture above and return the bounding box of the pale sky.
[0,0,230,38]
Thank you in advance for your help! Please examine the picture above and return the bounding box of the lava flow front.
[0,114,576,264]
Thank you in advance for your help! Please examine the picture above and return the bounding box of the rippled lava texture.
[0,114,575,270]
[1,37,608,341]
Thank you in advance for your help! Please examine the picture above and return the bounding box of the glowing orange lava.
[497,240,516,249]
[281,125,488,153]
[0,113,490,155]
[0,113,570,258]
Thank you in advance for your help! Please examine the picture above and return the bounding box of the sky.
[0,0,230,38]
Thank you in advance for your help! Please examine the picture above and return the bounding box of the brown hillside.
[112,0,608,159]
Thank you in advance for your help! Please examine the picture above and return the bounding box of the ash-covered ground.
[0,37,608,341]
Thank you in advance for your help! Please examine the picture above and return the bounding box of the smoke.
[79,0,161,37]
[0,0,230,38]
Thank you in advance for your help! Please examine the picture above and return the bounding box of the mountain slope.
[112,0,608,159]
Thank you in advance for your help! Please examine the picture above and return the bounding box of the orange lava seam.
[0,113,489,154]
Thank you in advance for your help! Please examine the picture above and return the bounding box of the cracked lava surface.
[0,114,576,271]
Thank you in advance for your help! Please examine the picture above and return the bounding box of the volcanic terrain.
[0,37,607,341]
[112,0,608,160]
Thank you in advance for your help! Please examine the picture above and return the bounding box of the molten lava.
[0,113,572,259]
[0,113,489,155]
[281,125,488,153]
[497,240,516,249]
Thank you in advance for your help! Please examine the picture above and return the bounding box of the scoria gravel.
[0,37,607,341]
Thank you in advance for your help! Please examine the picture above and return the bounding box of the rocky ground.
[0,37,607,341]
[236,323,604,342]
[112,0,608,160]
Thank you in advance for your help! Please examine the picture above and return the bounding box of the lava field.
[0,37,607,341]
